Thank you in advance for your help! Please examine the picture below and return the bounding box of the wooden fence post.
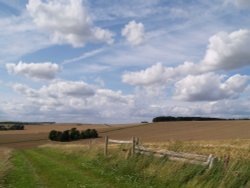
[209,156,215,169]
[104,136,108,156]
[135,137,139,146]
[131,137,135,156]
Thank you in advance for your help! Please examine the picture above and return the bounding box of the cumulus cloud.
[201,29,250,71]
[122,63,168,86]
[174,73,249,101]
[6,61,60,80]
[26,0,114,47]
[14,80,95,98]
[11,79,134,121]
[13,84,38,97]
[123,29,250,90]
[122,20,145,45]
[122,62,198,86]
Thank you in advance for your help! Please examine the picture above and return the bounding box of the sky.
[1,0,250,123]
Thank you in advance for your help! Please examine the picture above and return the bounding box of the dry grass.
[39,138,250,160]
[143,139,250,160]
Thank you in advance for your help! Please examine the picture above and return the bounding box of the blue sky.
[1,0,250,123]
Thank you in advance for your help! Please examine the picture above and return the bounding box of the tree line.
[152,116,250,122]
[0,124,24,131]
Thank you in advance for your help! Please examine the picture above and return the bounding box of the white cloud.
[122,63,168,86]
[122,20,145,46]
[11,80,134,122]
[201,29,250,71]
[122,29,250,89]
[42,80,95,98]
[13,84,38,97]
[14,80,95,98]
[26,0,114,47]
[174,73,249,101]
[6,61,60,80]
[122,62,198,86]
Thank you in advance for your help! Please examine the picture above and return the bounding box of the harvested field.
[99,121,250,142]
[0,123,110,149]
[0,121,250,149]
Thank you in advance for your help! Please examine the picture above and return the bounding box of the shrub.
[89,129,98,138]
[49,128,98,142]
[81,129,98,139]
[83,129,91,138]
[49,130,58,140]
[70,128,80,140]
[55,131,62,141]
[60,130,70,142]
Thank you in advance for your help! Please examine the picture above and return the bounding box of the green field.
[1,142,250,188]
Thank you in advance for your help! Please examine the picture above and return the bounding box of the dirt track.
[0,121,250,149]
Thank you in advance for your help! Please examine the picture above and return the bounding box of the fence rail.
[108,139,133,144]
[135,145,215,169]
[104,136,138,156]
[104,136,215,169]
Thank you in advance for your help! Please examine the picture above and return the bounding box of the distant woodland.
[0,121,55,125]
[152,116,250,122]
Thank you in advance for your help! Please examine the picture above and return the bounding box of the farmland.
[0,120,250,187]
[0,121,250,148]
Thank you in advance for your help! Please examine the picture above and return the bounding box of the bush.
[49,130,58,140]
[70,128,80,140]
[89,129,98,138]
[60,130,70,142]
[81,129,98,139]
[49,128,98,142]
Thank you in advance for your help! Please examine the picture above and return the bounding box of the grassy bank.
[1,140,250,188]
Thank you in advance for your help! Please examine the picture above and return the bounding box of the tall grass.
[3,139,250,188]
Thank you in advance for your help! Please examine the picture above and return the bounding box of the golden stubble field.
[0,121,250,149]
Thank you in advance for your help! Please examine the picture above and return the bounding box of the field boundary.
[105,137,215,169]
